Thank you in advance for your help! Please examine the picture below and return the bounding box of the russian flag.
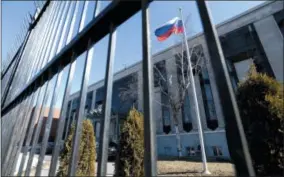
[154,17,184,42]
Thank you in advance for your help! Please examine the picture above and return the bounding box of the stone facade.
[67,1,283,159]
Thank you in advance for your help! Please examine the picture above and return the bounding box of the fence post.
[141,0,157,176]
[195,0,255,176]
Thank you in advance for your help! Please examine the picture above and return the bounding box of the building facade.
[65,1,283,159]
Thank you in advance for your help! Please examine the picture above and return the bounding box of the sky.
[2,0,266,108]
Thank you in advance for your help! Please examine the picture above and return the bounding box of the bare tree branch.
[117,18,206,130]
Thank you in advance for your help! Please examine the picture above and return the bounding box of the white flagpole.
[178,7,211,174]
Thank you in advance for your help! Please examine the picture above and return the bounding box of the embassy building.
[65,1,283,159]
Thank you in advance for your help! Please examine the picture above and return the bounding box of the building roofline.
[74,1,275,96]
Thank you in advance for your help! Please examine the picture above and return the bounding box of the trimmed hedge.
[236,65,284,176]
[115,107,144,177]
[57,119,96,176]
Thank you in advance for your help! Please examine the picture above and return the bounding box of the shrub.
[115,107,144,177]
[236,65,284,176]
[57,119,96,176]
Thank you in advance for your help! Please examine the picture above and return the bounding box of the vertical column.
[254,16,284,83]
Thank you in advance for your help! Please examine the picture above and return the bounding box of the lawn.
[157,160,235,176]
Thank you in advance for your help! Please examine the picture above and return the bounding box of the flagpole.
[178,7,211,175]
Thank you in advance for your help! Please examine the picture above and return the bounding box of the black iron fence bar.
[97,23,117,177]
[7,89,37,176]
[141,0,157,176]
[1,29,32,108]
[2,94,29,175]
[9,12,44,101]
[7,1,57,105]
[25,1,58,85]
[19,4,51,87]
[24,70,54,176]
[9,90,37,176]
[55,1,76,55]
[67,39,93,176]
[36,1,67,74]
[44,1,71,66]
[195,0,254,176]
[65,1,81,45]
[35,63,63,176]
[0,0,49,78]
[3,96,28,176]
[9,3,55,109]
[35,8,76,174]
[1,0,151,116]
[17,5,51,87]
[2,1,49,101]
[49,2,85,174]
[1,100,22,171]
[30,1,63,82]
[2,25,33,106]
[1,46,22,79]
[78,1,89,32]
[48,53,77,177]
[67,4,97,175]
[29,0,50,31]
[17,79,44,176]
[2,104,21,175]
[25,1,59,84]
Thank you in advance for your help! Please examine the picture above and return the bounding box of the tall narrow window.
[161,92,171,134]
[85,91,93,113]
[175,51,193,132]
[182,92,192,132]
[192,45,218,130]
[198,60,218,130]
[154,60,171,134]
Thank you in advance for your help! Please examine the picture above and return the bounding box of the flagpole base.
[201,169,211,175]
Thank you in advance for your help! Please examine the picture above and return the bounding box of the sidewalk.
[14,153,115,176]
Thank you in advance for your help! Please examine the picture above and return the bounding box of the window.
[212,146,223,156]
[279,19,284,37]
[186,146,196,156]
[161,92,171,134]
[153,60,166,88]
[182,92,192,132]
[191,46,218,130]
[66,101,71,118]
[85,91,93,113]
[72,97,79,112]
[175,51,193,132]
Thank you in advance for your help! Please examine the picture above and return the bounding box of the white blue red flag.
[154,17,184,42]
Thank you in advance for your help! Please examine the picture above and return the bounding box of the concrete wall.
[157,130,230,159]
[254,15,284,83]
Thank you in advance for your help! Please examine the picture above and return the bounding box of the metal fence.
[1,0,254,176]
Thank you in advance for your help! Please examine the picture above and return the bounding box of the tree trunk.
[173,111,182,158]
[175,124,182,158]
